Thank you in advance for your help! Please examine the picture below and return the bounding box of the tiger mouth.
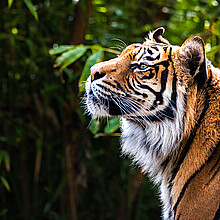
[88,89,123,116]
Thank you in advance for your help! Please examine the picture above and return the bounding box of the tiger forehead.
[120,43,142,55]
[121,43,167,61]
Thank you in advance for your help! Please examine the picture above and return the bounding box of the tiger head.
[85,27,208,123]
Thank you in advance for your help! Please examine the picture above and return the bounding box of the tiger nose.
[90,65,106,82]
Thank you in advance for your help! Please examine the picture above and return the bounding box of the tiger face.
[86,28,206,124]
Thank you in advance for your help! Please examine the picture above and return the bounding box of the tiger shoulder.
[85,27,220,220]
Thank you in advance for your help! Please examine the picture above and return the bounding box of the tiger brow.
[132,47,142,59]
[137,47,146,61]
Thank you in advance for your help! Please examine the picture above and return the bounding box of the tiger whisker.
[111,38,128,48]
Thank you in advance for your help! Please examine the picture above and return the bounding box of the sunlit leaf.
[0,151,10,171]
[54,45,87,70]
[23,0,39,21]
[211,20,220,37]
[0,176,11,192]
[49,45,76,55]
[8,0,14,8]
[104,117,120,133]
[206,44,220,56]
[89,117,101,134]
[79,50,104,92]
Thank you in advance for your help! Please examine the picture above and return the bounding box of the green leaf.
[211,20,220,37]
[89,117,101,135]
[0,209,8,216]
[104,117,121,133]
[8,0,14,8]
[0,176,11,192]
[54,45,87,70]
[49,45,76,55]
[0,33,9,40]
[79,50,104,92]
[23,0,39,21]
[43,176,67,213]
[207,44,220,56]
[0,151,10,171]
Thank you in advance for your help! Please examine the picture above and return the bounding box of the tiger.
[85,27,220,220]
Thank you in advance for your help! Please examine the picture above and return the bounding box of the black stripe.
[138,47,146,61]
[144,54,160,61]
[213,204,220,220]
[155,66,159,78]
[131,76,141,91]
[176,212,181,220]
[147,48,153,55]
[210,154,220,174]
[195,60,208,90]
[206,165,220,186]
[127,78,143,96]
[206,141,220,186]
[163,46,168,53]
[139,69,155,80]
[133,47,142,60]
[151,45,159,51]
[170,85,211,184]
[102,80,118,89]
[170,48,177,109]
[113,80,126,91]
[137,81,158,96]
[97,83,127,99]
[159,60,169,93]
[173,146,217,217]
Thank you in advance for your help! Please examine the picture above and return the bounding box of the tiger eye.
[140,64,147,69]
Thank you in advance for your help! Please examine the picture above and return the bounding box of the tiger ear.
[180,36,208,89]
[150,27,170,44]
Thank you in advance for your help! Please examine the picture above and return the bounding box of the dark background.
[0,0,219,219]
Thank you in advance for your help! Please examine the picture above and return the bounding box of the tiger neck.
[120,71,216,219]
[121,65,219,219]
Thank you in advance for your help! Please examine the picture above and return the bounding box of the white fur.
[120,84,186,219]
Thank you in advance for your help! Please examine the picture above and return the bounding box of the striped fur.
[85,28,220,219]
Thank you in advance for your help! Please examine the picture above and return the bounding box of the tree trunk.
[117,168,145,220]
[64,1,93,219]
[69,0,93,45]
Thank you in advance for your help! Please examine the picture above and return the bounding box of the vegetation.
[0,0,219,219]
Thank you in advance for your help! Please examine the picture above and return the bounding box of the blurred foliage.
[0,0,219,219]
[54,0,220,137]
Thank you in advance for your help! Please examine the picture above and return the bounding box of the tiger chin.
[85,28,220,220]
